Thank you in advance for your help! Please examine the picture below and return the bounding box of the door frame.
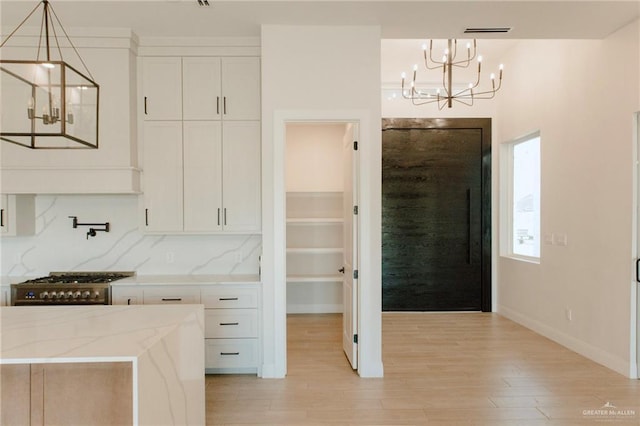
[634,111,640,379]
[381,117,492,312]
[265,109,383,378]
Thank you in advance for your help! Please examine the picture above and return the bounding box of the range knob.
[52,292,61,299]
[40,291,50,299]
[93,291,101,299]
[81,291,91,299]
[65,291,73,299]
[72,291,82,299]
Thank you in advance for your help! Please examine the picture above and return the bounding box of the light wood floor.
[206,313,640,425]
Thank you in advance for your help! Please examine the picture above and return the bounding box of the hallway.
[206,313,640,424]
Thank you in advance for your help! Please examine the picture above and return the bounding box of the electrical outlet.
[234,251,243,264]
[166,252,175,264]
[565,308,572,321]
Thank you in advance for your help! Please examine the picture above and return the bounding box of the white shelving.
[286,192,344,313]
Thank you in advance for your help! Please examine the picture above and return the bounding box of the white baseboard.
[499,305,632,377]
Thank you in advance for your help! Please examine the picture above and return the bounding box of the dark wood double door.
[382,118,491,312]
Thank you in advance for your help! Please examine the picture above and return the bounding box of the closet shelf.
[286,218,343,224]
[287,248,344,254]
[286,275,344,283]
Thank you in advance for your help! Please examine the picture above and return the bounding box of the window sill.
[500,254,540,265]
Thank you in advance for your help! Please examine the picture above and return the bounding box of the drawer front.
[205,339,258,369]
[143,287,201,304]
[201,288,258,309]
[205,309,258,338]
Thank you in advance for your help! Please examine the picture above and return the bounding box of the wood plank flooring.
[206,313,640,425]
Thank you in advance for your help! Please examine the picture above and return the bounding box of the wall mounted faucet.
[68,216,110,239]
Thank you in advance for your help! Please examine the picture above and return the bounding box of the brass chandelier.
[0,0,99,149]
[401,39,503,109]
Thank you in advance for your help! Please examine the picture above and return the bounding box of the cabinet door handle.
[219,322,239,326]
[217,208,220,226]
[145,208,149,226]
[224,208,227,226]
[127,298,132,305]
[216,96,220,115]
[220,352,240,356]
[467,188,471,265]
[219,297,238,301]
[144,96,148,115]
[0,208,4,227]
[162,298,182,302]
[223,96,227,115]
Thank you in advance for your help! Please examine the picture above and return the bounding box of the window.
[505,133,541,259]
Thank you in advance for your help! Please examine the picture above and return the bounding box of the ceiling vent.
[464,27,512,34]
[197,0,210,5]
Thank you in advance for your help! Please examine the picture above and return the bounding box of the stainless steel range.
[11,272,134,306]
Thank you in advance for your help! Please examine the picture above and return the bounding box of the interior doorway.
[284,121,359,370]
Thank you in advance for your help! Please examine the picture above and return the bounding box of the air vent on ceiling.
[464,27,512,34]
[197,0,210,5]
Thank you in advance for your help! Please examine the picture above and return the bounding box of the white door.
[183,121,223,232]
[0,194,8,234]
[142,121,183,232]
[142,57,182,121]
[342,123,359,369]
[221,58,261,121]
[222,121,262,232]
[183,57,222,120]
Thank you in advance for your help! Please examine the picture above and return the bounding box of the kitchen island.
[0,304,205,425]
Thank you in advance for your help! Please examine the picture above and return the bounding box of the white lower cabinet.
[111,283,260,374]
[202,285,259,374]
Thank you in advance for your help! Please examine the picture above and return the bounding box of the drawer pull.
[220,352,240,356]
[161,298,182,302]
[219,297,239,301]
[220,322,239,326]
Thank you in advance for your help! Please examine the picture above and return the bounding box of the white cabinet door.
[183,121,223,232]
[142,121,183,232]
[221,57,261,121]
[222,121,261,232]
[183,57,222,121]
[1,194,35,236]
[142,57,182,120]
[0,194,7,235]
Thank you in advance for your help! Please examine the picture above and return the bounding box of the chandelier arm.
[0,1,43,48]
[48,2,96,81]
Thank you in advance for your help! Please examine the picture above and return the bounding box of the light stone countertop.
[0,304,205,425]
[111,274,261,286]
[0,304,204,364]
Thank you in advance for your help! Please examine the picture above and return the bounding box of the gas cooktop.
[18,271,134,285]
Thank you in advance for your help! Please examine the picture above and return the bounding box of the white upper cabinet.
[222,121,261,232]
[221,57,261,121]
[183,57,222,120]
[146,56,260,122]
[141,55,261,234]
[142,121,184,232]
[142,57,183,121]
[183,121,223,232]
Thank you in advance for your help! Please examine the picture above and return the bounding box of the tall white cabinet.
[141,56,261,234]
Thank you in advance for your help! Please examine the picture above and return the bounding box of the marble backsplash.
[0,195,261,278]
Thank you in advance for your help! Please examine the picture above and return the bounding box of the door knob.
[338,267,345,274]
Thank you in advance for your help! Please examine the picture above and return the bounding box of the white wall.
[261,25,383,378]
[496,20,640,377]
[286,123,345,193]
[0,195,261,278]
